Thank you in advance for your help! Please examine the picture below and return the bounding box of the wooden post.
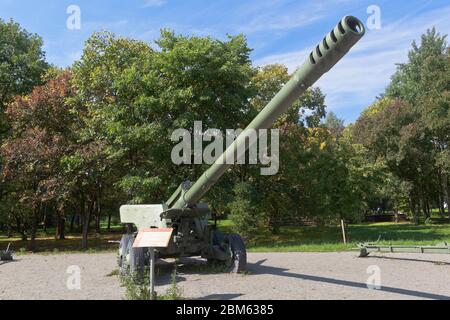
[341,219,347,244]
[149,247,156,300]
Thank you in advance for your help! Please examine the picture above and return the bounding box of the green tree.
[251,64,326,127]
[1,72,76,249]
[351,29,449,221]
[0,19,48,135]
[386,28,447,104]
[0,19,49,235]
[229,181,269,243]
[324,111,345,138]
[73,30,256,208]
[228,63,377,235]
[353,98,436,221]
[386,28,449,217]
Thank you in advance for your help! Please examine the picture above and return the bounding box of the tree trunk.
[81,199,94,250]
[6,223,12,238]
[438,192,445,217]
[95,199,101,234]
[419,190,428,219]
[95,215,100,233]
[42,205,47,233]
[18,216,27,240]
[425,197,430,218]
[410,194,419,224]
[445,178,450,217]
[29,204,38,251]
[440,173,450,217]
[70,215,75,233]
[16,216,21,233]
[60,216,65,240]
[55,209,66,240]
[107,212,112,230]
[88,209,93,229]
[55,212,60,240]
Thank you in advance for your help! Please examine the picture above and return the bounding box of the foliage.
[353,28,450,220]
[218,220,450,253]
[0,19,48,105]
[72,30,255,205]
[0,19,49,138]
[1,72,76,247]
[229,181,270,242]
[120,266,184,300]
[324,111,345,138]
[251,64,326,127]
[0,19,49,239]
[161,267,184,300]
[121,273,151,300]
[1,19,449,251]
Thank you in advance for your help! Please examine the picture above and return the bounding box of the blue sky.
[1,0,449,123]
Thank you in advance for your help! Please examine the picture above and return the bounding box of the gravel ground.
[1,251,450,300]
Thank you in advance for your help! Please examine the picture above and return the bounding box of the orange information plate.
[133,228,173,248]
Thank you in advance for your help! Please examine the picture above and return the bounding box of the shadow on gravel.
[366,255,450,266]
[248,259,450,300]
[152,257,217,286]
[0,259,18,266]
[155,274,187,286]
[156,257,229,276]
[198,293,243,300]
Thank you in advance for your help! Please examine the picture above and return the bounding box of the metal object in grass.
[358,241,450,258]
[0,243,13,261]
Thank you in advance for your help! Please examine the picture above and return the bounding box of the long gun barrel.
[171,16,365,210]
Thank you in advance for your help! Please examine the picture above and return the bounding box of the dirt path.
[1,252,450,300]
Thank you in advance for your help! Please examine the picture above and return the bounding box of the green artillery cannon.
[118,16,365,275]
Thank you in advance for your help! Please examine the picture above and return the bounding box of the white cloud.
[83,19,129,31]
[235,0,350,34]
[254,5,450,120]
[143,0,167,7]
[241,12,324,33]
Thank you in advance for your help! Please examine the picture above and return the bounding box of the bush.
[229,182,270,243]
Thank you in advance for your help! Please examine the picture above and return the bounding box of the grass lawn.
[2,219,450,254]
[217,220,450,253]
[0,226,124,254]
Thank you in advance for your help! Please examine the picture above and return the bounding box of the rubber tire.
[127,239,145,280]
[118,235,132,274]
[207,231,223,265]
[227,234,247,273]
[212,230,225,245]
[118,235,132,265]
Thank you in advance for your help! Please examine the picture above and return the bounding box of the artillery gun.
[118,16,365,275]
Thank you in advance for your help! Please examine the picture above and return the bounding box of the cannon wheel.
[118,234,132,274]
[226,234,247,273]
[119,235,145,280]
[126,239,145,280]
